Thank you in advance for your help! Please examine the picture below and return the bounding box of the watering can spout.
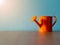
[30,16,42,27]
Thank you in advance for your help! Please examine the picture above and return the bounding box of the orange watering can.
[31,16,57,32]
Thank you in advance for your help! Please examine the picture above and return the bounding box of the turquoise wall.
[0,0,60,31]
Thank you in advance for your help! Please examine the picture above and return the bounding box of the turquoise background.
[0,0,60,31]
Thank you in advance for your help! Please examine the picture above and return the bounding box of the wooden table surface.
[0,31,60,45]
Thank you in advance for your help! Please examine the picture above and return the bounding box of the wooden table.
[0,31,60,45]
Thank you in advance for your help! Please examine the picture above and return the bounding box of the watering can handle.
[52,16,57,26]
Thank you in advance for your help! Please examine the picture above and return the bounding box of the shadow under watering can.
[30,16,57,32]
